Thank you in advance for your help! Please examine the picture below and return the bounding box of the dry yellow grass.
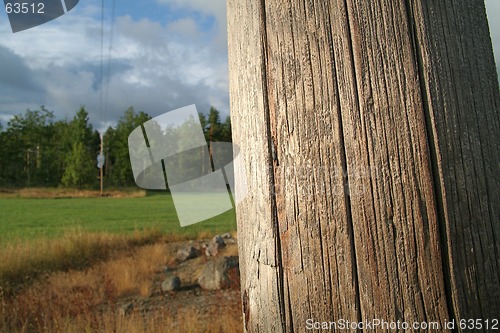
[10,307,243,333]
[0,239,243,333]
[0,229,163,295]
[102,243,167,298]
[0,188,147,199]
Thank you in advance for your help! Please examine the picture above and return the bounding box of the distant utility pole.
[98,132,105,196]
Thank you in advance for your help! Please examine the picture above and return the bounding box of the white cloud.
[0,15,102,69]
[167,18,200,38]
[156,0,228,48]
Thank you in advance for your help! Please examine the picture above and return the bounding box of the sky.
[0,0,499,131]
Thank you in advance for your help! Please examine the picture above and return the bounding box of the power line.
[103,0,117,127]
[98,0,104,195]
[99,0,105,127]
[98,0,117,196]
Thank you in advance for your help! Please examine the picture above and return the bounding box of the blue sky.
[111,0,216,31]
[0,0,498,131]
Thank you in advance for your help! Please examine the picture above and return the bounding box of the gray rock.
[198,256,240,290]
[161,275,181,292]
[205,242,220,256]
[176,245,200,262]
[212,235,226,247]
[205,235,228,256]
[221,233,237,244]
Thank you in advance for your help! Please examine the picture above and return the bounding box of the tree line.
[0,106,231,188]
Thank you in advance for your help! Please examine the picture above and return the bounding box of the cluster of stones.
[161,233,239,292]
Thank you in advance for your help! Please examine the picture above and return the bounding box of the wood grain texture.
[408,0,500,324]
[227,0,499,332]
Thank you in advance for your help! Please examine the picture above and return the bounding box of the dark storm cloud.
[78,71,228,126]
[0,46,48,125]
[0,46,44,101]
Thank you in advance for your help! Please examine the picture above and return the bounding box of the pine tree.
[61,107,96,188]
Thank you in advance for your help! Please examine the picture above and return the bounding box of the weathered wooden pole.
[227,0,500,332]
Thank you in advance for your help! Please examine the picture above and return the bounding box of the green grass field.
[0,191,237,245]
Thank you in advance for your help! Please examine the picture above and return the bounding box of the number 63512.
[5,2,45,14]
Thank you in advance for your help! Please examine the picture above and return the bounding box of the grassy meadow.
[0,190,237,244]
